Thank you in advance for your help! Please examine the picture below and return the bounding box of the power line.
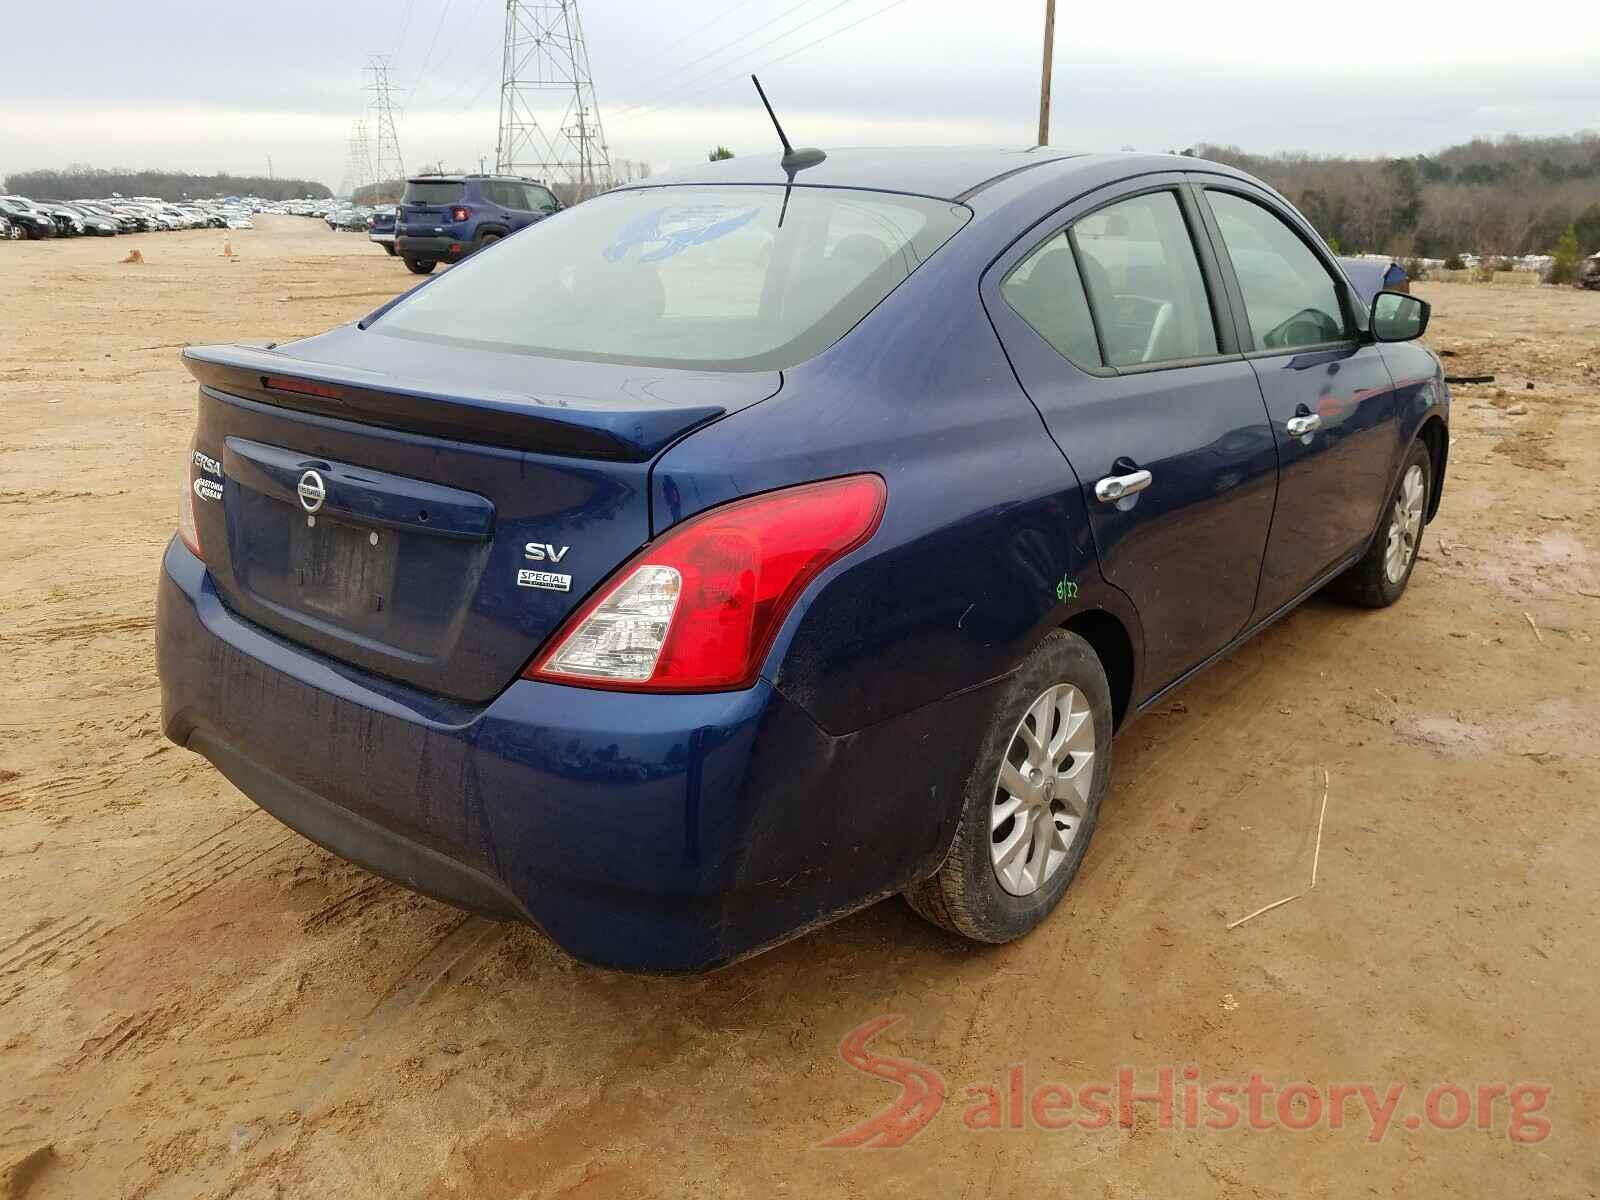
[611,0,839,117]
[615,0,911,124]
[409,0,494,104]
[761,0,913,70]
[428,44,504,111]
[393,0,417,56]
[444,54,506,115]
[413,0,459,87]
[605,0,767,83]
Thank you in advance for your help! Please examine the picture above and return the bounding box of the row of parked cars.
[0,195,258,241]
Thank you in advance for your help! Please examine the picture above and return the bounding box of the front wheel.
[1330,439,1432,608]
[905,629,1113,943]
[402,256,436,275]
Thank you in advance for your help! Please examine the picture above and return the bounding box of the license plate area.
[218,438,496,665]
[293,515,398,620]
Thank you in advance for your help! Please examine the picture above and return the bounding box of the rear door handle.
[1286,413,1322,437]
[1094,469,1153,503]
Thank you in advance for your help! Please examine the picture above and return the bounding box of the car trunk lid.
[182,332,778,702]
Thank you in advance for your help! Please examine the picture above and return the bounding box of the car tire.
[6,225,20,241]
[1330,439,1432,608]
[472,231,503,255]
[905,629,1113,943]
[403,257,437,275]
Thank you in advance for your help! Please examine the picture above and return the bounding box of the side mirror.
[1371,290,1430,342]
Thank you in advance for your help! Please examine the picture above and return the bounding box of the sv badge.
[524,542,570,563]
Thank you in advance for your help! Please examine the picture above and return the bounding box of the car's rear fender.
[649,219,1129,740]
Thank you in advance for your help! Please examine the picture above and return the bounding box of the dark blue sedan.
[156,148,1448,971]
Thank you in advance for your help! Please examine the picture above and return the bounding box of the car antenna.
[751,74,824,228]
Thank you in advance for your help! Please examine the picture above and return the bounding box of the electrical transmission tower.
[365,55,406,196]
[495,0,612,199]
[342,120,375,198]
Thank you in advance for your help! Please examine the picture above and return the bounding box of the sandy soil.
[2,218,1598,1198]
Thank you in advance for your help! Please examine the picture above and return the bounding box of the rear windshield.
[403,180,466,205]
[372,185,970,370]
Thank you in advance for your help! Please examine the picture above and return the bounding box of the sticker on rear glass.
[192,477,223,502]
[518,569,571,593]
[603,205,758,264]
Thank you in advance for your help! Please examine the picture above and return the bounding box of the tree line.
[0,165,331,202]
[1190,132,1600,260]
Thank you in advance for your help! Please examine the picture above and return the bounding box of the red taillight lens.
[528,475,887,692]
[450,206,471,222]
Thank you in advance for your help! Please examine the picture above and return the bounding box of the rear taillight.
[528,475,887,692]
[178,443,204,560]
[450,206,471,222]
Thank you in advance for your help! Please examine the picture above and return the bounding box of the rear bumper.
[368,231,395,244]
[156,539,990,971]
[396,234,467,263]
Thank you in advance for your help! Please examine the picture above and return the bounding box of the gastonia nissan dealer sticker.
[192,477,223,502]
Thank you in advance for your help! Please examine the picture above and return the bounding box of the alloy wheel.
[990,683,1096,896]
[1384,463,1426,584]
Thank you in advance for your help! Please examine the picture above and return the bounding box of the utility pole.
[267,155,274,181]
[1037,0,1056,146]
[496,0,612,199]
[365,55,407,198]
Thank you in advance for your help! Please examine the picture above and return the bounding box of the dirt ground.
[2,218,1598,1198]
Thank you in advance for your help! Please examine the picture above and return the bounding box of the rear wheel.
[403,256,436,275]
[5,224,20,241]
[472,231,503,255]
[1330,439,1431,608]
[905,630,1113,943]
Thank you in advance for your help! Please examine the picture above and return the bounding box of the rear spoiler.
[182,342,724,463]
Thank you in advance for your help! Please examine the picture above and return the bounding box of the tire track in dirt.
[288,916,505,1115]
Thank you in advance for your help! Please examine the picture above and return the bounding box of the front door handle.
[1094,469,1153,503]
[1286,413,1322,437]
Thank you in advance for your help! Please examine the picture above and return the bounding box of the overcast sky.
[3,0,1598,191]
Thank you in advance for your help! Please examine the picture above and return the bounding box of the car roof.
[405,174,547,184]
[637,147,1255,203]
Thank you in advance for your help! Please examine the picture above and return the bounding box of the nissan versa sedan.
[156,149,1448,972]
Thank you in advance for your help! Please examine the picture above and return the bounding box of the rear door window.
[1205,191,1348,351]
[1070,191,1218,367]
